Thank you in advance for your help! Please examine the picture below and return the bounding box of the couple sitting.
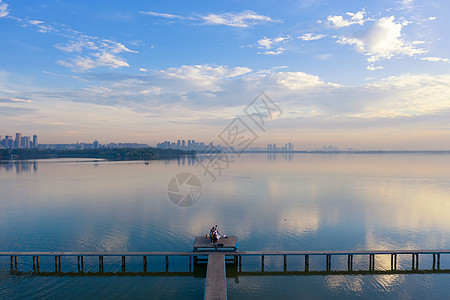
[209,225,221,245]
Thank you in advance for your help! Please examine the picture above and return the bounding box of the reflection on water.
[1,154,450,298]
[0,161,38,174]
[267,152,294,162]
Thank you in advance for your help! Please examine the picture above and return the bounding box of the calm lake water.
[1,153,449,299]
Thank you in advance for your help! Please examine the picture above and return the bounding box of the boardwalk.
[1,240,449,299]
[204,253,226,300]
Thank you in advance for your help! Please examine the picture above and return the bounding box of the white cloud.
[399,0,415,10]
[56,35,137,71]
[257,36,290,49]
[139,68,148,72]
[29,20,43,25]
[367,64,383,71]
[421,57,449,62]
[0,0,9,18]
[159,64,252,91]
[57,52,130,70]
[139,11,187,19]
[141,10,279,27]
[270,71,329,90]
[259,48,286,56]
[327,10,369,28]
[337,16,426,62]
[299,33,326,41]
[256,36,290,55]
[201,10,279,27]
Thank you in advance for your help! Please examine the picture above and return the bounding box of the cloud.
[200,10,279,27]
[327,10,369,28]
[367,64,383,71]
[158,64,251,91]
[141,10,279,28]
[259,48,285,55]
[399,0,415,10]
[337,16,426,62]
[0,0,9,18]
[55,35,137,71]
[256,36,290,55]
[139,11,187,20]
[420,57,449,62]
[57,52,130,70]
[299,33,326,41]
[0,96,32,103]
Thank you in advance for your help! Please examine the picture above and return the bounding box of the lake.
[1,153,449,299]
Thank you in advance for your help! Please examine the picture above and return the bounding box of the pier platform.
[193,235,237,252]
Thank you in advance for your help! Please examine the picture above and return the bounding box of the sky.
[0,0,450,150]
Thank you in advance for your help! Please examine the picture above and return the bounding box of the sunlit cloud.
[336,16,426,63]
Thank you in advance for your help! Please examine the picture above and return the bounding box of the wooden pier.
[1,238,449,299]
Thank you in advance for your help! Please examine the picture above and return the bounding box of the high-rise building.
[5,136,14,148]
[93,140,99,149]
[32,134,38,148]
[15,133,22,148]
[21,136,30,149]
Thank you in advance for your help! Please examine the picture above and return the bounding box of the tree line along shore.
[0,148,196,161]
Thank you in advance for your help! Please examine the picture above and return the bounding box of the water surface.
[1,154,449,299]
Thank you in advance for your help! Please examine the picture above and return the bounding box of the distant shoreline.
[239,150,450,154]
[0,148,196,161]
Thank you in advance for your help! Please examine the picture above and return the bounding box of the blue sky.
[1,0,450,149]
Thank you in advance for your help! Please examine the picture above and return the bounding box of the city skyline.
[1,1,450,150]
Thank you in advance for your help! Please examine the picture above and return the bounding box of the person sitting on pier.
[209,227,215,243]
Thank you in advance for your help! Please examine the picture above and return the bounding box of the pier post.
[348,255,353,271]
[391,254,397,270]
[14,256,17,269]
[99,256,104,272]
[261,255,264,272]
[411,254,419,270]
[437,254,440,270]
[165,255,169,272]
[369,254,375,271]
[78,256,85,272]
[305,255,309,272]
[326,255,331,271]
[33,256,36,270]
[189,256,192,272]
[55,256,61,272]
[239,255,242,272]
[143,256,147,272]
[10,256,13,269]
[415,254,419,270]
[122,256,126,272]
[284,255,287,272]
[36,256,40,270]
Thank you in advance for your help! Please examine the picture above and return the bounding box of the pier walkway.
[204,253,226,300]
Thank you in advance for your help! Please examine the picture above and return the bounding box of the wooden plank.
[205,253,226,300]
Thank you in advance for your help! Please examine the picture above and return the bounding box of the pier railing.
[1,250,449,273]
